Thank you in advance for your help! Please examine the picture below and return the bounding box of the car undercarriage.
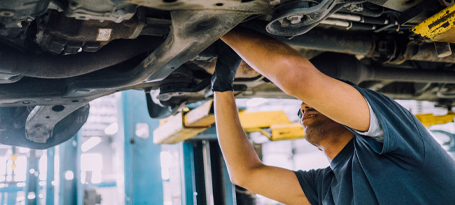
[0,0,454,148]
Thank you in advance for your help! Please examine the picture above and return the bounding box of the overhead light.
[135,123,149,139]
[64,171,74,180]
[81,137,101,152]
[246,98,268,107]
[27,192,36,200]
[104,122,118,135]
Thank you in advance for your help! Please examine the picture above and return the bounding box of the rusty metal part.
[25,103,88,143]
[35,10,145,54]
[403,42,455,63]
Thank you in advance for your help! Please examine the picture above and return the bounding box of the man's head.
[298,102,346,146]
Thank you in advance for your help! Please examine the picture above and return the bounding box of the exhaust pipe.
[311,53,455,84]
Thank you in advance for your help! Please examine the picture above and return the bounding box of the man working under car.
[211,27,455,205]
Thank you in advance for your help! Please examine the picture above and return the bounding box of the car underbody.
[0,0,454,148]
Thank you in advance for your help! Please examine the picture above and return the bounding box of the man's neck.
[317,129,355,161]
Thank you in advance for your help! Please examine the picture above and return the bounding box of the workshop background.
[0,90,454,205]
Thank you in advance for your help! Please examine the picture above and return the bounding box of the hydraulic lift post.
[119,90,163,204]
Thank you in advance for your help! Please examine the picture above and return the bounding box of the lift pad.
[238,110,305,141]
[415,111,455,128]
[271,123,306,141]
[412,4,455,43]
[153,100,215,144]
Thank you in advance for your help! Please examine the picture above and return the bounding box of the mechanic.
[211,27,455,205]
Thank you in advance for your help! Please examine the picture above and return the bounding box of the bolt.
[287,15,303,24]
[269,0,280,5]
[279,19,290,28]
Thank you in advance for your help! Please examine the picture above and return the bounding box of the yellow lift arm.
[415,111,455,128]
[153,100,455,144]
[412,3,455,43]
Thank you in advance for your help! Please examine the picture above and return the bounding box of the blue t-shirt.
[294,84,455,205]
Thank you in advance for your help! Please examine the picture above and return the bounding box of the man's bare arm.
[221,28,370,131]
[214,91,309,205]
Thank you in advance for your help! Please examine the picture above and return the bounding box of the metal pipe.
[244,20,376,56]
[320,19,351,27]
[330,13,362,21]
[320,19,377,30]
[312,53,455,84]
[329,13,389,24]
[0,36,163,79]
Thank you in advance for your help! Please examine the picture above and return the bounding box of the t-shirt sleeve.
[352,99,384,142]
[349,84,426,165]
[294,168,332,205]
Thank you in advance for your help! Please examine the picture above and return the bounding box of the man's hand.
[211,40,242,92]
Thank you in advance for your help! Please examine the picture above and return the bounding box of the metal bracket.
[25,103,89,143]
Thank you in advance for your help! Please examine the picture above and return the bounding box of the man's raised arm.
[221,27,371,132]
[212,41,309,204]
